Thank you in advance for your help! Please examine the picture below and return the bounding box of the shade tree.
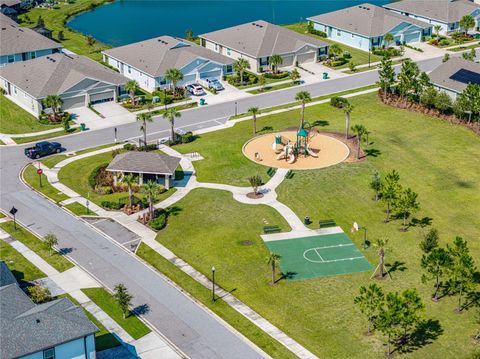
[421,247,452,301]
[394,187,420,231]
[370,170,382,201]
[354,283,384,335]
[114,283,133,319]
[380,170,401,222]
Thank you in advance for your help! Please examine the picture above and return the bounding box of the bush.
[330,96,348,108]
[123,143,137,151]
[264,71,289,79]
[100,200,122,210]
[328,59,347,67]
[180,131,195,143]
[342,51,352,59]
[148,210,167,231]
[439,38,451,47]
[309,29,327,38]
[27,285,51,304]
[88,165,104,189]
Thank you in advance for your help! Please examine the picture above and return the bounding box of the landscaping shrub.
[138,144,158,152]
[180,131,195,144]
[123,143,137,151]
[148,210,167,231]
[372,47,401,57]
[100,200,122,210]
[326,59,347,67]
[264,71,289,79]
[308,28,327,38]
[89,165,113,189]
[342,51,352,59]
[439,38,451,47]
[330,96,348,108]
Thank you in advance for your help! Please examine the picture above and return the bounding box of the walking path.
[0,226,183,359]
[31,142,320,359]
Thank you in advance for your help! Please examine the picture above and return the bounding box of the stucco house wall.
[0,78,41,116]
[313,22,374,51]
[0,48,60,67]
[202,39,259,72]
[19,335,96,359]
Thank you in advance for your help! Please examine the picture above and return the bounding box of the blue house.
[307,3,432,51]
[384,0,480,35]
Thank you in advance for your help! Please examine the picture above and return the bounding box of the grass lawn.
[137,243,297,359]
[66,294,120,351]
[246,81,299,95]
[158,93,479,358]
[23,164,69,203]
[40,143,118,169]
[0,95,61,134]
[448,41,480,52]
[284,23,382,68]
[82,287,151,340]
[58,150,177,207]
[0,241,46,282]
[0,221,74,272]
[14,128,80,144]
[64,202,92,216]
[18,0,111,62]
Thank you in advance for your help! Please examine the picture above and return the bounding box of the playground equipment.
[273,122,319,163]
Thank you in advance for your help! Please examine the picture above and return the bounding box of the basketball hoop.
[352,222,359,232]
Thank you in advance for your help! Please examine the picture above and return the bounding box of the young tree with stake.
[372,237,391,280]
[267,253,281,285]
[163,107,181,143]
[421,247,452,301]
[420,228,439,253]
[370,170,382,201]
[354,283,384,335]
[394,187,420,231]
[114,283,133,319]
[295,91,312,128]
[248,175,262,195]
[43,232,58,256]
[136,112,153,150]
[380,170,401,222]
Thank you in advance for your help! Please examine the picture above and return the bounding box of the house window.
[260,57,268,66]
[13,86,17,94]
[214,44,219,52]
[351,33,354,38]
[30,52,36,59]
[159,78,167,85]
[324,26,327,32]
[225,65,233,73]
[337,30,341,36]
[7,55,14,63]
[227,48,231,56]
[128,66,131,74]
[43,348,55,359]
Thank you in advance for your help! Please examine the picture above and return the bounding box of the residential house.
[307,3,432,51]
[384,0,480,35]
[0,53,128,116]
[102,35,234,92]
[199,20,330,73]
[429,57,480,99]
[0,0,21,17]
[0,14,62,66]
[0,261,98,359]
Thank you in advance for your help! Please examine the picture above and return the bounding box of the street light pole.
[234,102,237,117]
[164,88,167,111]
[114,127,117,143]
[212,266,216,302]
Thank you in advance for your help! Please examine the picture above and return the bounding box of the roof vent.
[36,319,40,323]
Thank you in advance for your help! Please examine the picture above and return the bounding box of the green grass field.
[64,202,92,216]
[0,241,46,282]
[23,164,69,203]
[150,92,479,358]
[82,287,151,340]
[0,221,74,272]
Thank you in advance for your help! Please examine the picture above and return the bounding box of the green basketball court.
[264,231,372,280]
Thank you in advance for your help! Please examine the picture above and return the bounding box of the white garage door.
[90,90,114,104]
[199,69,222,79]
[281,55,295,67]
[62,95,85,110]
[296,52,316,64]
[404,31,421,44]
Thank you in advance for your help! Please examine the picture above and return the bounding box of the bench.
[264,225,281,234]
[267,167,276,177]
[319,219,336,228]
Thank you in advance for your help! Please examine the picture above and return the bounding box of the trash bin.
[304,216,310,225]
[322,72,328,80]
[80,123,86,131]
[200,98,205,106]
[152,96,160,103]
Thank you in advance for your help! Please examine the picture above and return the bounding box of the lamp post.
[114,127,117,143]
[86,192,90,215]
[211,266,216,302]
[164,88,167,111]
[352,222,368,249]
[234,101,238,117]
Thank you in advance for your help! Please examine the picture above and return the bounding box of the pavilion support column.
[113,173,118,186]
[165,175,170,190]
[139,173,144,185]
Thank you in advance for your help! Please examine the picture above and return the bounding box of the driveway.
[197,81,251,106]
[70,106,103,130]
[83,217,141,252]
[92,101,137,128]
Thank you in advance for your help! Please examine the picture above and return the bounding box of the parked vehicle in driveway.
[197,78,224,91]
[24,141,63,159]
[185,84,205,96]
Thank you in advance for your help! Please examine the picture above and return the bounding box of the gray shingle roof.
[0,264,98,359]
[106,151,181,175]
[384,0,480,23]
[199,20,329,59]
[103,35,233,77]
[0,12,16,26]
[0,52,128,99]
[307,3,431,38]
[429,57,480,93]
[0,0,21,7]
[0,20,61,56]
[0,261,17,287]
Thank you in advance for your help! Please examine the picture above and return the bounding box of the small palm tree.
[351,124,367,159]
[373,237,389,279]
[329,44,342,61]
[124,80,139,107]
[42,95,63,121]
[165,68,184,97]
[141,180,161,219]
[266,253,281,285]
[269,54,283,74]
[248,107,259,134]
[295,91,312,128]
[434,25,442,37]
[122,174,136,207]
[258,74,266,92]
[290,68,301,84]
[459,14,475,35]
[383,33,394,47]
[233,58,250,84]
[343,102,354,140]
[163,107,181,143]
[136,112,153,150]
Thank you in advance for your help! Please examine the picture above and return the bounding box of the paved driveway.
[92,102,137,128]
[83,217,141,252]
[70,106,103,130]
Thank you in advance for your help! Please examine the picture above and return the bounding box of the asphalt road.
[0,55,445,358]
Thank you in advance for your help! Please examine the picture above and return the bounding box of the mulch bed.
[246,192,264,199]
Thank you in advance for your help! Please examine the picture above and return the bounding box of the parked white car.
[197,78,224,91]
[185,84,205,96]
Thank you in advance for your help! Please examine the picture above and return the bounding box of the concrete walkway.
[35,142,320,359]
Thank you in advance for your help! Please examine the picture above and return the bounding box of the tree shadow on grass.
[409,217,433,228]
[397,319,443,354]
[278,271,297,282]
[165,206,182,217]
[385,261,407,276]
[259,126,274,133]
[311,120,329,127]
[364,148,381,157]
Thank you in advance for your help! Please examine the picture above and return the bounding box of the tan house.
[199,20,330,73]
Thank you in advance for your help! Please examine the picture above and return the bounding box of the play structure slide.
[287,152,296,164]
[306,144,318,158]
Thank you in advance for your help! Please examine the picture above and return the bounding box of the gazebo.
[106,152,181,189]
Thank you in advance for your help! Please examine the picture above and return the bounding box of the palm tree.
[373,237,389,279]
[351,124,366,159]
[266,253,281,285]
[162,107,181,143]
[343,101,354,140]
[459,14,475,35]
[141,180,161,219]
[269,54,283,74]
[233,58,250,84]
[258,74,266,92]
[164,68,184,97]
[290,68,301,84]
[136,112,153,150]
[248,107,259,134]
[295,91,312,128]
[383,33,394,47]
[433,25,442,38]
[124,80,139,107]
[122,174,136,207]
[329,44,342,61]
[42,95,63,121]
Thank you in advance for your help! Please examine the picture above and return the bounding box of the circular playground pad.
[242,131,350,170]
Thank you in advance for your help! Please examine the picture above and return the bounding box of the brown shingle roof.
[106,152,181,175]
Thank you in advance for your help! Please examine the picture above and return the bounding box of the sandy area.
[243,131,350,170]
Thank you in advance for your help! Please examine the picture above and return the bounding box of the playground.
[263,229,372,280]
[242,129,350,170]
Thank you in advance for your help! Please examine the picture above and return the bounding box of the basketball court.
[263,228,372,280]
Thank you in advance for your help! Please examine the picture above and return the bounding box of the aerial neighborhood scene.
[1,0,480,358]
